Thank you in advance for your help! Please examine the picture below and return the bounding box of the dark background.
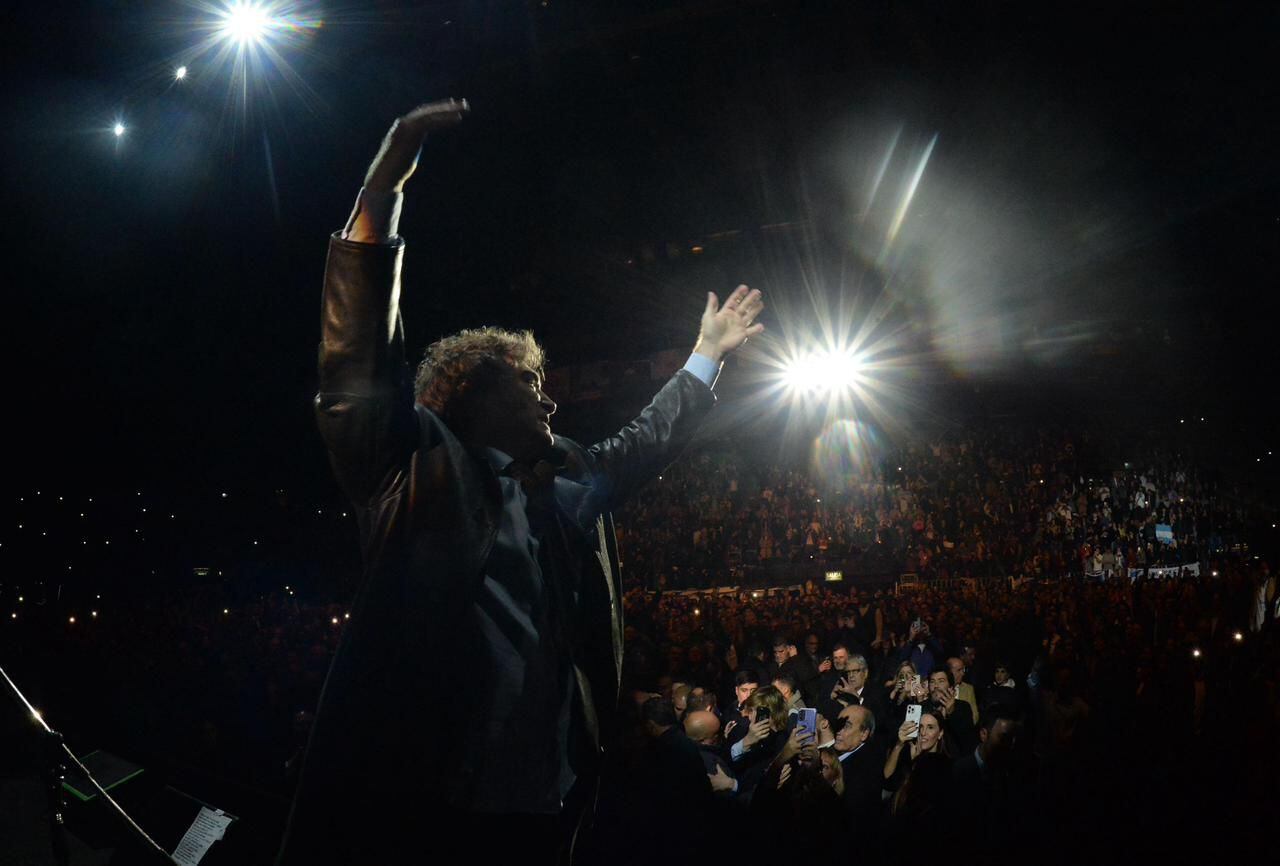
[1,0,1277,552]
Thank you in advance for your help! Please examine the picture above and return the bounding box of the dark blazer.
[278,236,716,865]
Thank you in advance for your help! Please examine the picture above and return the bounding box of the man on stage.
[277,100,764,865]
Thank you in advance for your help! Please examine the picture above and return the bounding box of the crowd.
[1,424,1276,863]
[614,428,1252,589]
[598,558,1278,864]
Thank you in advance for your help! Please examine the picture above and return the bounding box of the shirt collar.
[483,447,516,474]
[973,745,986,770]
[838,741,865,761]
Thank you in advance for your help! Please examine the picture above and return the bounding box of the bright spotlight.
[1233,631,1243,643]
[175,66,188,80]
[783,349,863,395]
[220,2,273,45]
[113,123,125,137]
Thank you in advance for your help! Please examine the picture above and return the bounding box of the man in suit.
[278,100,765,865]
[831,704,884,855]
[823,653,889,744]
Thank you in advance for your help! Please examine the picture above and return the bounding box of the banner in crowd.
[1128,562,1201,581]
[1155,524,1174,543]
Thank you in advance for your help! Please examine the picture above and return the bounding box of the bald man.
[685,711,738,795]
[833,704,883,839]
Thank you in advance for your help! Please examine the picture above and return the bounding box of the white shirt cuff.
[730,738,746,760]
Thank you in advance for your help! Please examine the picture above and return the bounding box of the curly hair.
[413,327,546,421]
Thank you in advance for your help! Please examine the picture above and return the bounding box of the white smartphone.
[904,703,922,738]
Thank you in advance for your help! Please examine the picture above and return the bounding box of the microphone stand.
[0,660,178,864]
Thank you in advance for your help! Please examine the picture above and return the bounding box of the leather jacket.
[278,234,715,864]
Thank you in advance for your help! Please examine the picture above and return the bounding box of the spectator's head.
[671,683,691,717]
[804,632,821,657]
[771,635,790,666]
[834,704,875,754]
[977,712,1019,765]
[733,669,760,709]
[928,668,955,703]
[686,686,715,714]
[819,747,845,796]
[640,696,679,738]
[918,711,945,754]
[838,606,857,629]
[895,660,918,686]
[772,672,799,704]
[744,686,789,732]
[415,328,553,463]
[844,654,870,693]
[946,656,967,686]
[683,710,721,746]
[831,644,850,671]
[993,662,1011,685]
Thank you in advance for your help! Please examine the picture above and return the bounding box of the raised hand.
[694,285,765,363]
[364,98,470,193]
[742,715,772,749]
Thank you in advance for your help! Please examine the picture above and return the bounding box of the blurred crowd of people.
[615,429,1250,589]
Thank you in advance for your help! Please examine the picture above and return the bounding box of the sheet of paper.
[171,806,233,866]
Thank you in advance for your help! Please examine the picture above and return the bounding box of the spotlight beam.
[886,133,938,245]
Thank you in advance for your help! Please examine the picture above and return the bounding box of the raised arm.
[314,100,468,505]
[582,285,764,509]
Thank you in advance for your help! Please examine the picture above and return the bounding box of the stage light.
[113,123,125,137]
[782,349,864,396]
[219,2,273,45]
[1233,631,1243,642]
[175,66,188,80]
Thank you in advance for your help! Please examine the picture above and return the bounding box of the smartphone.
[755,707,770,724]
[904,703,922,738]
[796,708,817,741]
[910,674,922,693]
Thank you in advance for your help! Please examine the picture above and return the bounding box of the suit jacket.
[278,235,716,864]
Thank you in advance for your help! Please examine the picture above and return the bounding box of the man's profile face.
[772,644,789,664]
[947,657,966,685]
[469,360,556,462]
[834,707,869,752]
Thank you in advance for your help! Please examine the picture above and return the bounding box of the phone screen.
[796,708,817,741]
[755,707,770,724]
